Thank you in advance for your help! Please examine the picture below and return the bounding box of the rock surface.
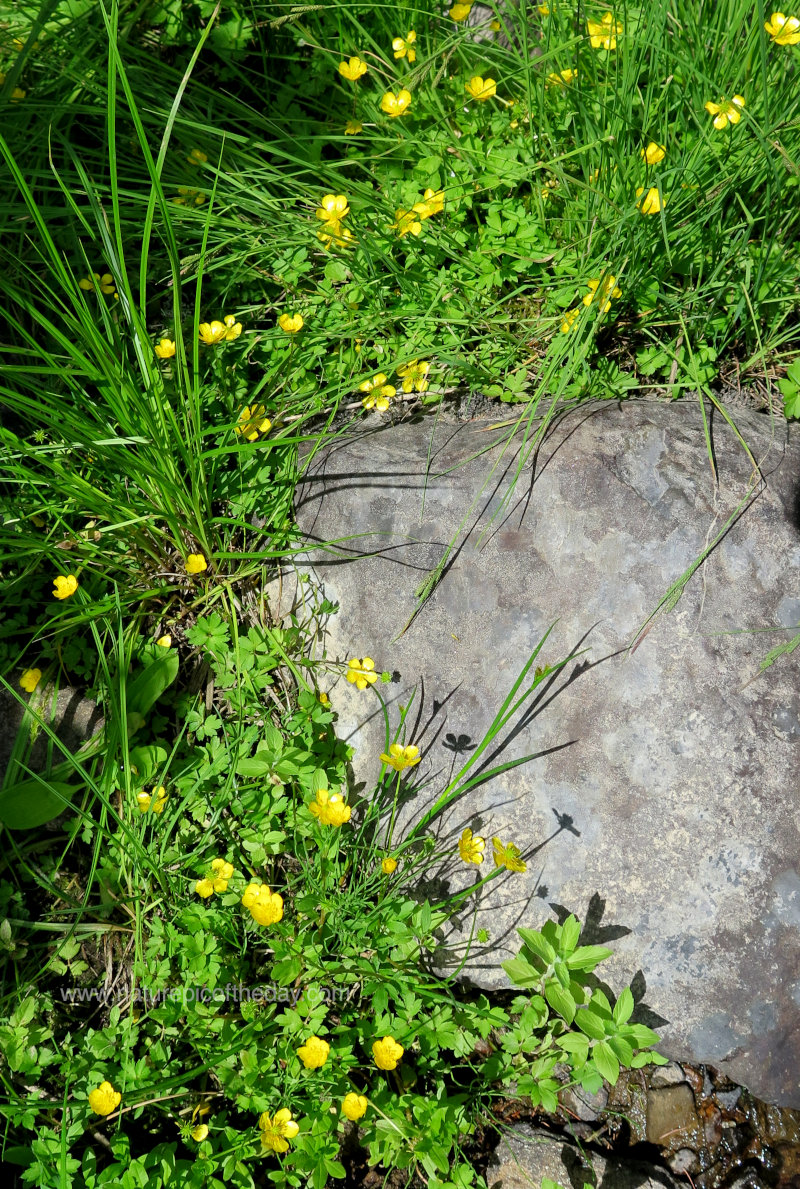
[486,1125,679,1189]
[295,399,800,1106]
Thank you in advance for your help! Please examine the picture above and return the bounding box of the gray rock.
[295,399,800,1106]
[486,1125,679,1189]
[1,683,103,788]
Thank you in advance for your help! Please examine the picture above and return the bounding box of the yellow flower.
[458,827,485,864]
[412,190,444,219]
[259,1109,299,1153]
[309,788,352,827]
[235,404,271,442]
[278,313,304,333]
[397,359,430,392]
[583,274,621,314]
[195,878,215,898]
[587,12,623,49]
[316,194,350,223]
[342,1093,368,1121]
[156,634,172,647]
[546,69,577,87]
[338,57,368,81]
[185,553,208,574]
[155,338,176,359]
[297,1036,330,1069]
[704,95,745,130]
[449,2,473,20]
[372,1036,404,1070]
[765,12,800,43]
[173,186,206,206]
[211,858,234,890]
[345,120,363,134]
[198,321,227,344]
[635,185,664,214]
[79,272,116,295]
[53,574,78,600]
[381,857,398,875]
[392,31,416,61]
[380,743,421,772]
[346,657,378,689]
[491,18,501,30]
[641,141,666,165]
[465,76,497,101]
[391,208,422,239]
[137,786,168,814]
[381,89,412,117]
[492,836,527,873]
[560,308,580,333]
[359,375,396,411]
[317,223,355,250]
[242,882,284,925]
[318,691,329,705]
[191,1124,209,1141]
[88,1081,121,1116]
[222,314,242,340]
[187,148,208,165]
[19,668,42,693]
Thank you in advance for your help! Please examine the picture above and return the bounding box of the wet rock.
[487,1125,680,1189]
[296,399,800,1105]
[650,1063,689,1088]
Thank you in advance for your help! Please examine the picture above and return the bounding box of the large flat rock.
[295,400,800,1106]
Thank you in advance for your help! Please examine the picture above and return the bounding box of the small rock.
[560,1083,609,1122]
[667,1147,699,1176]
[650,1062,688,1088]
[487,1125,680,1189]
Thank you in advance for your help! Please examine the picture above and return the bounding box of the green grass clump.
[0,0,797,1185]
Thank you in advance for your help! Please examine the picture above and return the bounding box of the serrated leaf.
[235,757,272,778]
[544,979,576,1024]
[574,1009,606,1040]
[608,1035,634,1066]
[559,1033,590,1062]
[592,1040,620,1085]
[565,944,613,971]
[263,725,283,752]
[613,987,634,1026]
[517,927,556,965]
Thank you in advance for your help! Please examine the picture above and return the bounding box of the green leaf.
[559,914,581,956]
[574,1009,606,1040]
[624,1023,662,1047]
[608,1035,634,1066]
[235,757,272,778]
[559,1033,590,1063]
[501,955,541,989]
[0,779,75,829]
[263,725,284,752]
[544,979,576,1024]
[553,959,571,989]
[565,944,613,971]
[592,1041,620,1085]
[310,768,328,793]
[517,927,556,965]
[125,651,179,717]
[613,987,634,1026]
[128,745,168,782]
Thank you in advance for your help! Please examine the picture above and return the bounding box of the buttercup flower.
[372,1036,404,1070]
[392,208,423,239]
[345,120,363,134]
[764,13,800,44]
[342,1093,368,1121]
[199,321,227,344]
[195,879,214,898]
[19,668,42,693]
[297,1036,330,1069]
[185,553,208,574]
[359,374,396,410]
[560,308,580,333]
[583,274,622,313]
[396,359,430,392]
[156,635,172,647]
[640,141,666,165]
[338,57,368,81]
[316,194,350,224]
[259,1109,299,1153]
[317,224,355,250]
[346,657,378,689]
[309,787,352,827]
[88,1081,121,1115]
[381,89,412,117]
[278,312,304,333]
[635,185,664,214]
[53,574,78,600]
[223,314,242,341]
[155,338,176,359]
[235,404,271,442]
[242,882,284,925]
[380,743,421,772]
[382,857,398,874]
[187,148,207,165]
[79,271,116,295]
[318,691,330,705]
[137,786,168,814]
[493,836,527,873]
[392,31,416,61]
[465,76,497,101]
[449,2,473,20]
[191,1124,209,1141]
[704,95,745,129]
[546,68,577,87]
[412,190,444,219]
[587,12,622,49]
[172,186,206,206]
[211,859,233,890]
[458,827,486,864]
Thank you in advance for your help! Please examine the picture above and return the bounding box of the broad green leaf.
[517,927,556,965]
[235,757,272,778]
[125,651,179,716]
[592,1040,620,1085]
[544,979,576,1024]
[574,1009,606,1040]
[554,959,571,988]
[559,914,581,956]
[609,1035,634,1066]
[501,955,541,989]
[565,944,613,971]
[310,769,328,793]
[559,1033,590,1062]
[128,745,168,782]
[624,1023,662,1047]
[0,779,75,829]
[613,987,634,1026]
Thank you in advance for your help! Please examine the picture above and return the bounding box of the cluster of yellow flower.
[309,787,352,826]
[458,827,527,872]
[195,858,234,898]
[358,360,431,411]
[391,189,444,239]
[137,786,168,814]
[560,272,622,334]
[316,193,354,249]
[199,315,242,345]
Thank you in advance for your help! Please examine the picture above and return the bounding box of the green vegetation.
[1,0,798,1185]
